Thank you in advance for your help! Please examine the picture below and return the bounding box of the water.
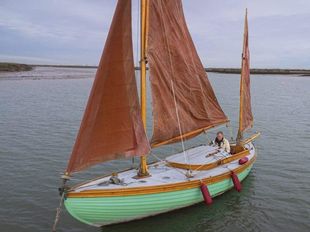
[0,67,309,232]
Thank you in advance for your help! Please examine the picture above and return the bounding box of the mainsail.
[147,0,228,147]
[66,0,150,174]
[238,9,253,137]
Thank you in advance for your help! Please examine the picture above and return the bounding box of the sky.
[0,0,309,68]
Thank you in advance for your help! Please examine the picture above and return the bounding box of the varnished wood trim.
[241,132,261,145]
[66,154,256,198]
[167,150,250,171]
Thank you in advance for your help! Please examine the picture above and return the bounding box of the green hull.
[64,164,253,226]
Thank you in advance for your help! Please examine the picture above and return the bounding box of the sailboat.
[60,0,260,227]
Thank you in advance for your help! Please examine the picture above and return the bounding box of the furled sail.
[66,0,150,174]
[147,0,228,147]
[238,9,253,136]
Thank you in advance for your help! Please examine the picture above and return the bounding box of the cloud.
[0,0,309,68]
[183,0,310,68]
[0,1,113,41]
[0,54,56,64]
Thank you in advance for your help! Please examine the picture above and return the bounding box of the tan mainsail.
[147,0,228,147]
[238,9,253,139]
[66,0,150,174]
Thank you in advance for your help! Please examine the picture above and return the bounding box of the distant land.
[0,63,33,72]
[1,62,310,76]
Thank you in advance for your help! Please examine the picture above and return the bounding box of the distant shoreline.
[1,63,310,75]
[205,68,310,76]
[0,63,33,72]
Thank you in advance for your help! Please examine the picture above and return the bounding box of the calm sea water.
[0,67,309,232]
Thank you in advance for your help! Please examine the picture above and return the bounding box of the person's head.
[216,131,224,141]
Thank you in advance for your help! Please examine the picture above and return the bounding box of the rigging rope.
[149,151,191,177]
[204,130,212,145]
[131,0,141,170]
[226,122,235,142]
[157,0,191,171]
[135,0,140,68]
[51,178,67,232]
[170,80,190,168]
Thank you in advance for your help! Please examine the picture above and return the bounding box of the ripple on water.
[0,69,309,232]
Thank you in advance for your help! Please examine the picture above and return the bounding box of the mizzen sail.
[238,9,253,137]
[147,0,228,147]
[66,0,150,174]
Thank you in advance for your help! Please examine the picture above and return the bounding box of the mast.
[138,0,150,177]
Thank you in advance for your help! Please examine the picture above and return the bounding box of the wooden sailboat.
[60,1,260,227]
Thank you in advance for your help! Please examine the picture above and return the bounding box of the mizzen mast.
[138,0,150,177]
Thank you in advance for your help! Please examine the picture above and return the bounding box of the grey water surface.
[0,67,309,232]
